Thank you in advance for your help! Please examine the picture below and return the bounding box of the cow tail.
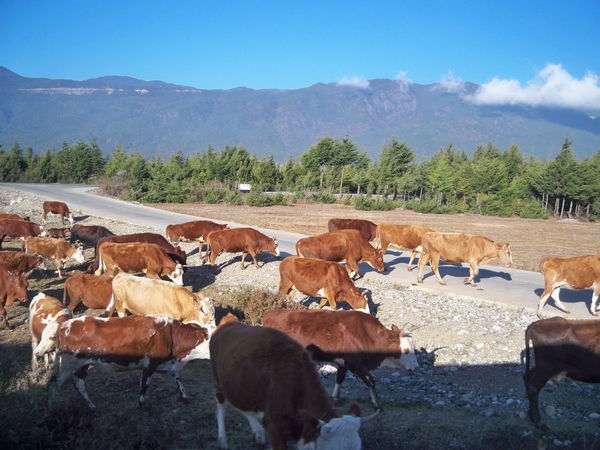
[524,325,532,376]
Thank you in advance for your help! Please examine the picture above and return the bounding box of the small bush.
[224,189,242,205]
[354,195,397,211]
[202,187,226,204]
[222,286,302,325]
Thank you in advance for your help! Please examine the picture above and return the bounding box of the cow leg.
[406,250,419,271]
[332,365,348,400]
[430,257,446,285]
[250,251,261,269]
[241,411,267,446]
[170,370,190,403]
[348,260,360,280]
[523,368,551,426]
[464,262,478,287]
[215,394,230,449]
[240,252,248,270]
[139,363,160,408]
[417,253,431,283]
[549,288,571,314]
[592,288,600,315]
[71,366,96,410]
[0,305,10,329]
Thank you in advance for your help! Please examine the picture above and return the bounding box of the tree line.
[1,136,599,221]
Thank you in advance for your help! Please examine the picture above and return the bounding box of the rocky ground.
[1,187,600,449]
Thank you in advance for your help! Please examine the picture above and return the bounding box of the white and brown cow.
[328,218,378,242]
[0,262,29,329]
[376,223,435,271]
[417,232,512,286]
[537,254,600,318]
[42,200,74,226]
[108,272,215,326]
[29,293,72,373]
[0,251,46,277]
[63,273,113,313]
[0,219,45,250]
[523,317,600,426]
[205,227,279,273]
[296,229,385,279]
[166,219,228,262]
[210,314,375,450]
[25,236,85,278]
[278,256,369,312]
[35,315,211,410]
[95,242,184,285]
[262,309,419,410]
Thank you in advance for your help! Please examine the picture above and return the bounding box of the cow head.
[168,264,184,285]
[266,237,280,258]
[33,320,60,357]
[68,213,75,225]
[6,272,28,306]
[496,242,513,267]
[381,326,420,372]
[368,248,385,272]
[72,242,85,264]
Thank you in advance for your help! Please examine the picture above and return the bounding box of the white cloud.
[466,64,600,113]
[435,71,466,94]
[337,76,370,89]
[395,71,412,84]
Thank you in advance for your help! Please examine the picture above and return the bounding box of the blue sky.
[2,1,600,113]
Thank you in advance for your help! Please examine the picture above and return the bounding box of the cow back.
[64,274,113,310]
[328,218,377,242]
[0,219,43,238]
[70,224,115,246]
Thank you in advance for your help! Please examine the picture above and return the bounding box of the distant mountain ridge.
[0,66,598,161]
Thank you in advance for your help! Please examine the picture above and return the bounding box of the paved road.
[2,182,596,320]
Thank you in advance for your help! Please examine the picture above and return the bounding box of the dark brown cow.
[0,262,29,328]
[537,254,600,319]
[376,223,436,271]
[63,274,113,313]
[88,232,186,273]
[42,200,74,225]
[165,220,228,262]
[278,256,369,312]
[328,218,377,242]
[210,314,373,449]
[296,229,385,279]
[69,224,115,251]
[417,232,512,286]
[34,315,211,410]
[0,219,44,249]
[0,213,29,221]
[95,242,184,285]
[263,309,419,410]
[0,251,46,277]
[25,237,85,278]
[523,317,600,426]
[205,227,280,273]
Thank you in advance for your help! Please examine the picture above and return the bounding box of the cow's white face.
[381,333,419,372]
[73,245,85,264]
[34,320,60,356]
[169,264,184,286]
[314,415,362,450]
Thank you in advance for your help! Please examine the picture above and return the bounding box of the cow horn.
[360,410,380,424]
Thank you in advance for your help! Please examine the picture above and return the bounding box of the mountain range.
[0,66,598,161]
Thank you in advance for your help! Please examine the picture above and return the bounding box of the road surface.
[2,182,596,320]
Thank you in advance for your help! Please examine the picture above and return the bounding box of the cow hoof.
[406,266,413,272]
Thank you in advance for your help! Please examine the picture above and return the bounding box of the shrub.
[354,195,397,211]
[218,286,303,325]
[224,189,242,205]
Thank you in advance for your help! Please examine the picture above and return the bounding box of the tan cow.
[296,229,385,279]
[95,242,184,285]
[108,272,215,326]
[165,220,228,262]
[25,237,85,278]
[537,254,600,318]
[417,232,512,286]
[278,256,369,312]
[63,274,113,313]
[0,251,46,277]
[205,227,279,273]
[42,201,74,225]
[376,223,435,271]
[0,262,29,329]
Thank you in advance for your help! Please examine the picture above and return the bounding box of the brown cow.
[0,219,44,249]
[0,251,46,277]
[69,224,115,251]
[417,232,512,286]
[523,317,600,426]
[296,229,385,279]
[35,315,211,410]
[537,254,600,319]
[278,256,369,312]
[29,292,72,373]
[42,200,74,225]
[328,218,377,242]
[0,213,29,221]
[0,262,29,328]
[63,274,113,313]
[25,237,85,278]
[376,223,435,271]
[262,309,419,410]
[95,242,184,285]
[45,227,68,239]
[165,219,228,262]
[210,313,374,449]
[205,227,279,273]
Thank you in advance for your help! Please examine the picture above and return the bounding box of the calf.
[523,317,600,426]
[296,229,385,279]
[0,251,46,277]
[42,200,74,225]
[95,242,184,285]
[537,254,600,319]
[25,237,85,278]
[63,274,113,313]
[417,232,512,286]
[45,227,68,240]
[35,315,211,410]
[278,256,369,312]
[165,220,228,262]
[205,227,279,273]
[0,219,44,249]
[29,293,72,373]
[69,224,115,254]
[376,223,435,271]
[0,262,29,328]
[210,314,375,450]
[328,218,377,242]
[108,272,215,326]
[263,309,419,410]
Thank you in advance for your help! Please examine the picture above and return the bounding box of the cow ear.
[348,401,361,417]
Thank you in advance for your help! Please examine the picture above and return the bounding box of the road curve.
[2,182,596,320]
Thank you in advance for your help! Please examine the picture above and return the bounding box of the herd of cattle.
[1,200,600,447]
